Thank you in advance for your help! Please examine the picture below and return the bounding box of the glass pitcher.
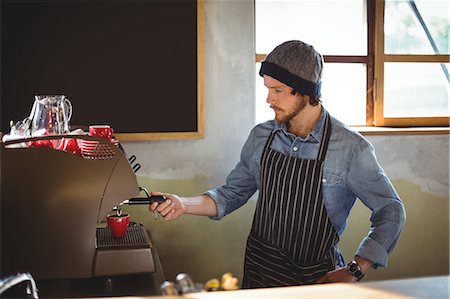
[30,95,73,147]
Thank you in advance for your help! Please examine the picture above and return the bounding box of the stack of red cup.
[79,125,119,157]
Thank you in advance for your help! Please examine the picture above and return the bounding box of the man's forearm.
[183,195,218,217]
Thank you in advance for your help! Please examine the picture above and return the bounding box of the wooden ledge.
[351,126,450,136]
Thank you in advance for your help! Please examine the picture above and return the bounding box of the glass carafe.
[30,95,72,148]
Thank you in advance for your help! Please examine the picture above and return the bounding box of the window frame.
[374,0,449,127]
[255,0,450,128]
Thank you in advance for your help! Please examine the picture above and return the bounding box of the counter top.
[77,275,448,299]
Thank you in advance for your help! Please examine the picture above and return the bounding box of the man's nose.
[266,92,274,104]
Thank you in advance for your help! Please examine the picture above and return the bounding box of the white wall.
[368,134,449,197]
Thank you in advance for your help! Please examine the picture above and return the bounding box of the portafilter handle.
[116,187,167,220]
[122,196,166,205]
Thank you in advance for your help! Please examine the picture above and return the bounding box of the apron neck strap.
[317,113,331,162]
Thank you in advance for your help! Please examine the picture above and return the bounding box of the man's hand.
[149,192,186,221]
[315,267,357,283]
[316,256,372,284]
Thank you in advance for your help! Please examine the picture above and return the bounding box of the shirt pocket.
[322,169,343,186]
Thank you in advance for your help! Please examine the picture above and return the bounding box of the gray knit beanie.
[259,40,323,97]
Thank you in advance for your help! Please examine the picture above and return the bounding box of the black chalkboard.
[1,0,204,140]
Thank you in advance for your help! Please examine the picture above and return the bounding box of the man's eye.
[275,89,282,93]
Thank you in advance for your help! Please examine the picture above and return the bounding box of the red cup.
[59,138,81,155]
[106,213,130,238]
[30,139,53,149]
[89,125,114,140]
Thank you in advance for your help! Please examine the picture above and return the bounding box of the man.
[150,40,406,288]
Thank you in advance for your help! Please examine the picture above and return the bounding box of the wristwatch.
[346,260,365,281]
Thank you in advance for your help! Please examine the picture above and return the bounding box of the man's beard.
[274,96,308,124]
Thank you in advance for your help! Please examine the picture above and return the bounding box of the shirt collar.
[273,108,327,143]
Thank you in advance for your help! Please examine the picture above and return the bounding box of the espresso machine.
[0,134,165,297]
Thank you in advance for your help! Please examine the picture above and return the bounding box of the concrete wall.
[121,0,450,286]
[341,134,449,281]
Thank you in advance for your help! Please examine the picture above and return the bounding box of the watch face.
[347,261,364,280]
[349,262,358,272]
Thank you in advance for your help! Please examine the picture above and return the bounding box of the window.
[255,0,449,127]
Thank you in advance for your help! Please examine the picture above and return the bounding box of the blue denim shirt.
[206,109,406,268]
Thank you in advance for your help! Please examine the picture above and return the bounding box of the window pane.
[255,63,274,124]
[255,63,367,126]
[384,62,450,117]
[255,0,367,55]
[385,0,450,54]
[321,63,367,125]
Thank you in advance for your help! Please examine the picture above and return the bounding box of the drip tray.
[96,226,151,249]
[94,226,155,277]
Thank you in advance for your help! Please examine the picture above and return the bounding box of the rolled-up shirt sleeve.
[205,127,260,220]
[347,139,406,267]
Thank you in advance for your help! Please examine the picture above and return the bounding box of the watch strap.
[347,260,365,281]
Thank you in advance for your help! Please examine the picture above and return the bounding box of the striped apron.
[242,114,340,288]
